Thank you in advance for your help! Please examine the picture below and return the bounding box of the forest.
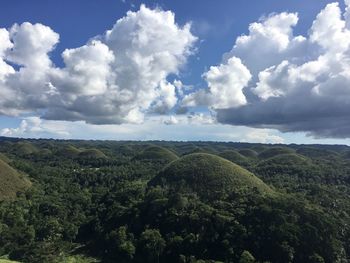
[0,137,349,263]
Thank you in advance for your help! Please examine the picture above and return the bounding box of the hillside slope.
[134,146,179,163]
[0,159,31,200]
[149,153,272,200]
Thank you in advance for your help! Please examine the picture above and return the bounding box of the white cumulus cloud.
[189,0,350,138]
[183,57,251,109]
[0,5,197,125]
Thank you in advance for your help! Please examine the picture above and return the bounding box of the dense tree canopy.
[0,138,349,262]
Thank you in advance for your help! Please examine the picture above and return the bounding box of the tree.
[138,229,166,263]
[308,253,325,263]
[108,226,135,261]
[239,250,256,263]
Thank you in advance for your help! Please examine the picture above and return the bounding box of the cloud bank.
[185,1,350,138]
[1,116,284,144]
[0,5,196,124]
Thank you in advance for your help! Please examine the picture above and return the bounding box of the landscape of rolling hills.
[0,137,349,262]
[3,0,350,262]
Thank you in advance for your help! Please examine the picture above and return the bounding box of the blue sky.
[1,0,350,144]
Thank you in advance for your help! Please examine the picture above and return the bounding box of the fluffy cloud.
[183,57,251,108]
[0,23,59,116]
[0,29,14,81]
[0,29,12,57]
[1,117,70,138]
[346,0,350,28]
[187,1,350,138]
[56,40,115,96]
[3,2,350,140]
[243,129,284,144]
[7,22,59,69]
[0,5,196,124]
[223,12,311,75]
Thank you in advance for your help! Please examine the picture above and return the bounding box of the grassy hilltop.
[150,153,273,200]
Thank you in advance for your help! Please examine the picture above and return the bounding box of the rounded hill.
[149,153,272,200]
[57,145,82,158]
[251,145,268,153]
[296,147,340,159]
[218,150,249,166]
[133,146,179,163]
[258,147,295,159]
[238,149,258,158]
[0,153,10,163]
[117,144,135,156]
[0,159,31,200]
[182,146,217,155]
[14,141,39,155]
[257,153,310,167]
[39,148,52,156]
[79,148,107,159]
[255,153,316,179]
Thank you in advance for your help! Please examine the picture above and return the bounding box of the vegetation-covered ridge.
[0,137,349,262]
[150,153,273,199]
[133,145,179,163]
[0,158,31,200]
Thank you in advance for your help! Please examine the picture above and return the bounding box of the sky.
[1,0,350,144]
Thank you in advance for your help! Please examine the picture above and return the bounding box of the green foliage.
[0,159,31,200]
[0,153,10,163]
[55,255,99,263]
[218,150,250,167]
[150,153,273,200]
[133,146,179,163]
[182,146,218,155]
[0,139,349,263]
[239,251,255,263]
[78,149,107,159]
[138,229,165,263]
[57,145,82,158]
[296,147,340,159]
[258,147,295,159]
[13,141,39,155]
[308,253,325,263]
[238,149,258,158]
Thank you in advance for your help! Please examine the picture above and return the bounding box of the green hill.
[133,146,178,163]
[342,150,350,159]
[238,149,258,158]
[117,144,135,156]
[218,150,250,166]
[79,148,107,159]
[58,145,82,158]
[255,153,316,181]
[251,145,268,153]
[257,153,310,167]
[296,147,340,159]
[38,148,53,156]
[14,141,38,155]
[182,146,217,155]
[0,159,31,200]
[149,153,272,200]
[0,153,10,163]
[258,147,295,159]
[172,143,200,155]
